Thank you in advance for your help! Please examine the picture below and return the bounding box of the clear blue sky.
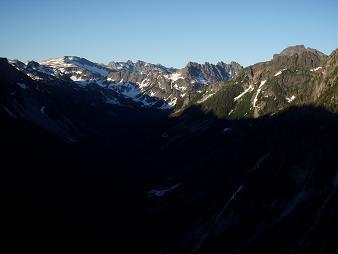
[1,0,337,67]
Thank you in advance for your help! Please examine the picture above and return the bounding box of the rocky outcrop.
[183,46,336,119]
[272,45,328,70]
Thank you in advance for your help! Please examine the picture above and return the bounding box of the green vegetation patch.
[229,90,255,119]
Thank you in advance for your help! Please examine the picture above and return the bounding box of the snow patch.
[2,106,17,118]
[253,80,267,108]
[40,106,46,114]
[107,77,117,82]
[274,68,287,77]
[310,67,322,72]
[230,185,243,201]
[139,79,150,89]
[168,96,178,107]
[197,92,216,103]
[70,75,88,82]
[41,57,109,76]
[286,95,296,103]
[223,128,232,133]
[26,73,43,81]
[17,83,28,89]
[173,83,187,92]
[108,83,140,99]
[234,85,254,101]
[148,183,181,198]
[166,72,184,82]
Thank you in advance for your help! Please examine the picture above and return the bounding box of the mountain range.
[1,45,338,253]
[9,56,241,110]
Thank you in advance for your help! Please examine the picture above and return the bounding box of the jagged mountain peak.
[183,60,242,83]
[185,60,241,69]
[329,48,338,58]
[38,56,111,78]
[307,47,328,57]
[41,56,99,67]
[8,55,243,111]
[279,45,307,56]
[276,45,327,58]
[8,59,26,69]
[267,45,329,72]
[108,60,177,74]
[26,61,40,69]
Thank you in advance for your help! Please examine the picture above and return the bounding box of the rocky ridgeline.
[9,56,242,109]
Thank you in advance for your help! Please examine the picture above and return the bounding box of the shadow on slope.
[1,104,338,254]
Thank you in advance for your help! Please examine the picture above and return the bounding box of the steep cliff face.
[178,46,335,119]
[315,49,338,112]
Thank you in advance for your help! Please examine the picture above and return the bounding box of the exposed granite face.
[177,46,337,120]
[272,45,328,70]
[182,61,242,84]
[278,45,308,56]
